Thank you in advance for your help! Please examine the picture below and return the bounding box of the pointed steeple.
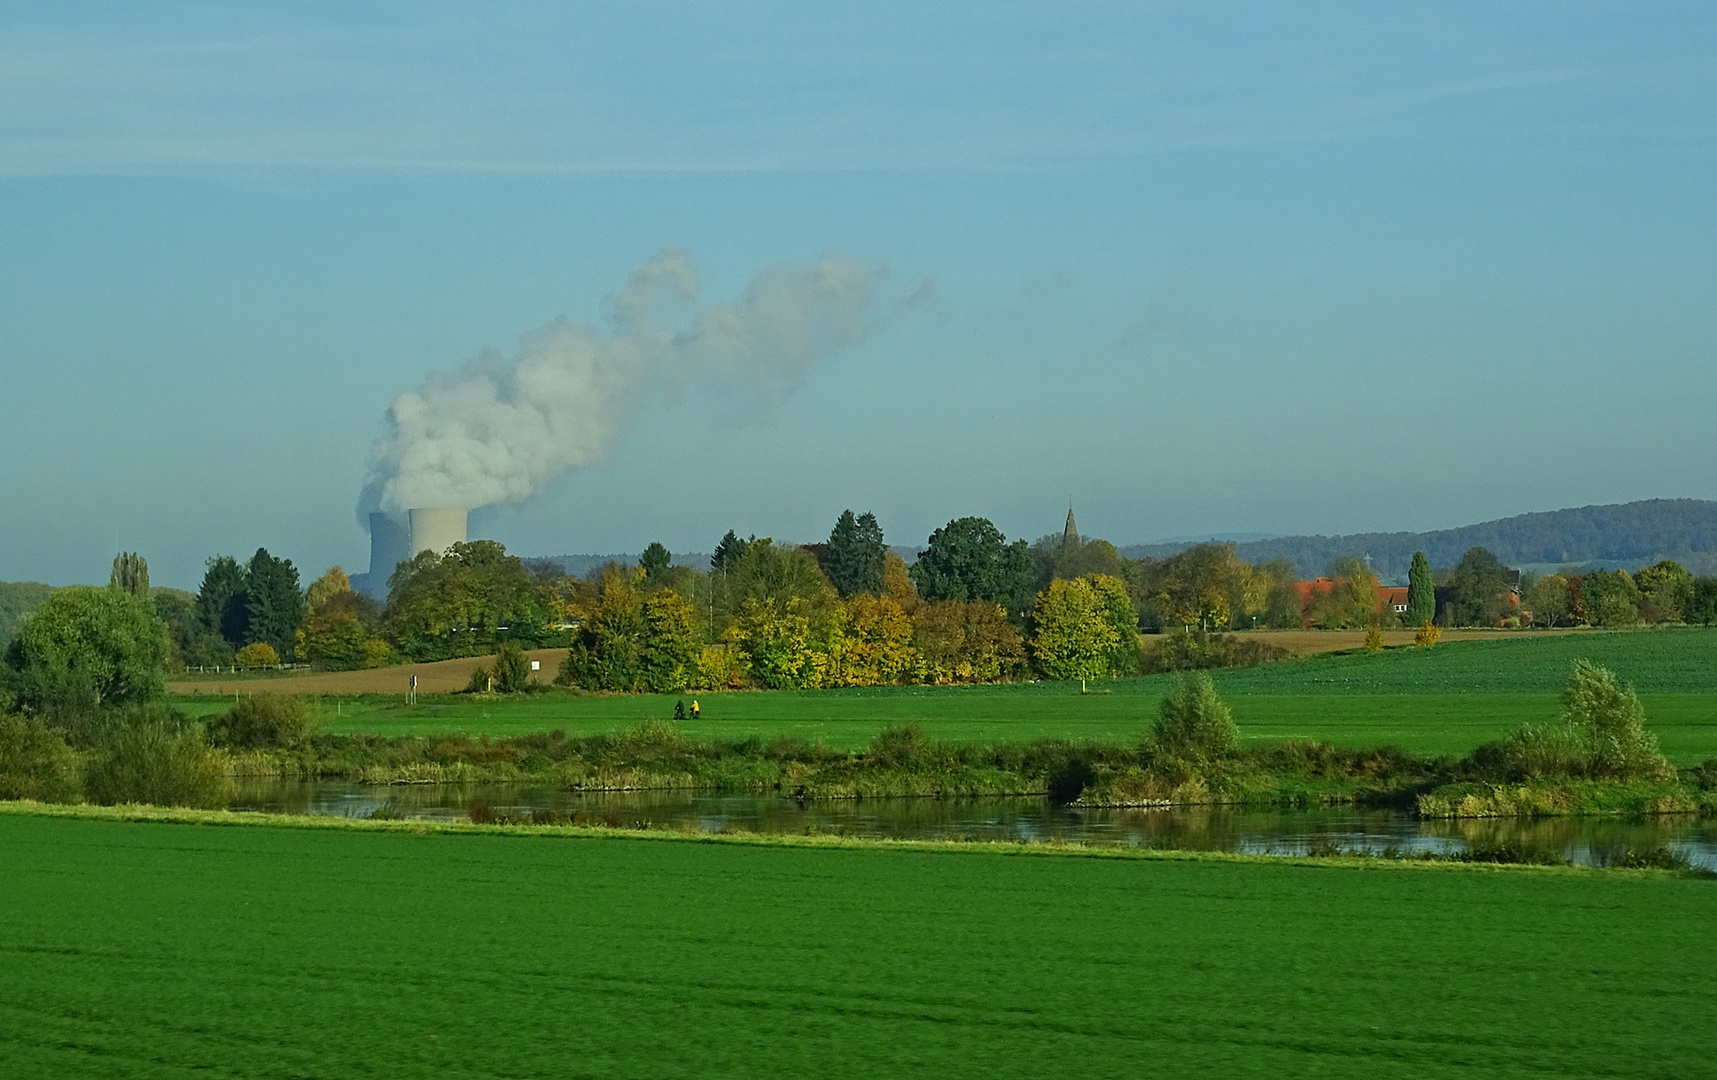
[1062,503,1079,551]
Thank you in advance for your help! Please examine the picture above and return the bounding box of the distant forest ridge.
[537,546,925,577]
[1119,499,1717,582]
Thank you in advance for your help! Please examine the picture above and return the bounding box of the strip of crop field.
[1,808,1710,1078]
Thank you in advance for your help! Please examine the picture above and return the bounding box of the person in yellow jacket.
[690,700,700,720]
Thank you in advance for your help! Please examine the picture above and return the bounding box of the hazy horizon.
[3,3,1714,589]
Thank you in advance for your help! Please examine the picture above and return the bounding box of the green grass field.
[1,809,1712,1079]
[171,630,1717,762]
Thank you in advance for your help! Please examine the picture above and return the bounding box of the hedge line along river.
[228,780,1717,870]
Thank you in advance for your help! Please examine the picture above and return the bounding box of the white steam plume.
[359,247,882,520]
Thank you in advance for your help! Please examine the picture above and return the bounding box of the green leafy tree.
[1580,569,1643,627]
[1086,573,1141,675]
[639,542,673,580]
[296,589,381,670]
[304,567,351,613]
[910,517,1035,617]
[710,539,838,638]
[557,572,645,691]
[244,549,303,660]
[1150,673,1240,760]
[821,593,917,687]
[3,586,171,714]
[910,600,1025,684]
[1446,547,1511,626]
[385,540,557,660]
[1027,577,1123,682]
[1524,573,1571,628]
[1031,534,1126,592]
[639,590,699,692]
[196,555,250,647]
[110,552,150,599]
[1634,560,1693,623]
[1690,577,1717,628]
[824,510,887,598]
[728,596,818,689]
[1405,551,1435,626]
[150,588,201,668]
[1561,660,1673,780]
[1312,556,1378,629]
[1141,543,1250,631]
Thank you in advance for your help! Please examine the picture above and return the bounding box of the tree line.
[8,513,1714,702]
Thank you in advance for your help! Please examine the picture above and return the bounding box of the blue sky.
[2,2,1714,588]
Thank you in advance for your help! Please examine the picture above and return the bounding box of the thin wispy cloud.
[2,3,1707,177]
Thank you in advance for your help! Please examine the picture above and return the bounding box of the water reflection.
[229,779,1717,871]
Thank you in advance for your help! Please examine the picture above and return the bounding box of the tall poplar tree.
[1405,550,1436,626]
[109,552,150,599]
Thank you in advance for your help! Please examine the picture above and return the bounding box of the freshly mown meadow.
[0,808,1712,1080]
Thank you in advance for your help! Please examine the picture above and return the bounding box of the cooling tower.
[409,507,468,558]
[368,512,413,585]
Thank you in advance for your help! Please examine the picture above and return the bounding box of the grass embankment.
[0,808,1710,1079]
[171,630,1717,762]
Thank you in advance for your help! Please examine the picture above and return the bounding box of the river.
[228,779,1717,870]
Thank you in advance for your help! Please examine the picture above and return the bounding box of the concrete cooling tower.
[358,507,469,601]
[367,512,413,586]
[408,507,468,559]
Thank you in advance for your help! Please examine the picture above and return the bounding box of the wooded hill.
[1121,499,1717,581]
[0,581,56,650]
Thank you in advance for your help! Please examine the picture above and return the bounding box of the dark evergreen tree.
[196,555,250,648]
[244,549,303,660]
[639,541,672,580]
[711,530,750,573]
[909,517,1037,618]
[824,510,886,598]
[1405,550,1436,626]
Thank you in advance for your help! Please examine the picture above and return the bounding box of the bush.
[1563,660,1672,781]
[1475,724,1591,781]
[1150,673,1240,759]
[207,695,315,750]
[1364,624,1385,653]
[0,712,80,802]
[233,642,280,667]
[83,712,230,808]
[1469,661,1675,782]
[1414,622,1441,647]
[469,644,534,694]
[867,724,931,768]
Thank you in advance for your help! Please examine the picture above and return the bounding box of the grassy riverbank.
[0,806,1710,1079]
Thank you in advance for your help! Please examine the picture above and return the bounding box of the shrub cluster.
[1473,661,1675,782]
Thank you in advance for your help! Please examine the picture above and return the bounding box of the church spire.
[1062,503,1079,551]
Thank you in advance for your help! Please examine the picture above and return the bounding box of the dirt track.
[169,649,571,696]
